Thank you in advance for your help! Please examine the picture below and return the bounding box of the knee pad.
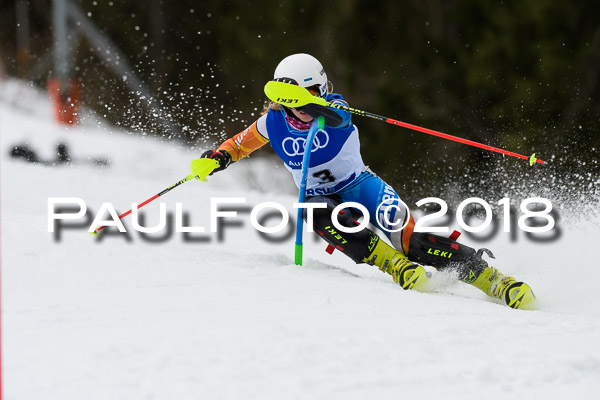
[305,196,375,263]
[405,231,487,282]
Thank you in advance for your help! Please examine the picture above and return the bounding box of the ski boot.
[364,237,428,291]
[471,265,536,310]
[303,196,427,291]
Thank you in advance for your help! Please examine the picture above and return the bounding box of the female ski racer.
[191,53,535,310]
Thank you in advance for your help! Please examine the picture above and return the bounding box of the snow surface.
[1,78,600,399]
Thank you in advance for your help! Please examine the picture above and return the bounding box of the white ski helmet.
[273,53,328,97]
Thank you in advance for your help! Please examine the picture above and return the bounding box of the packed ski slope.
[1,79,599,400]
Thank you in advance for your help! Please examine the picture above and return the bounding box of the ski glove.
[199,149,232,174]
[190,158,219,181]
[297,103,345,127]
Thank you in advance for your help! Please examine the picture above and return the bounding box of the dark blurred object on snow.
[10,145,40,162]
[56,143,71,163]
[9,143,110,168]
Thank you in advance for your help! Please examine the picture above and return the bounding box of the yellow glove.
[189,158,220,182]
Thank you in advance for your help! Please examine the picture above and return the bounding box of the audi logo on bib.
[282,130,330,156]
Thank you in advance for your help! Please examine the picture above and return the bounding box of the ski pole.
[264,81,545,166]
[90,158,219,235]
[294,116,325,265]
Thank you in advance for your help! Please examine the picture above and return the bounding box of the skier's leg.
[401,227,536,309]
[335,170,535,309]
[305,194,427,290]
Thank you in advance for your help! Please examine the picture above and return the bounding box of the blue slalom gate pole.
[295,116,325,265]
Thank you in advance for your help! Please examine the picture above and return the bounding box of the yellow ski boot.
[471,266,536,310]
[364,237,428,291]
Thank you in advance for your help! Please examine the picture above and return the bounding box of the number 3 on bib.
[313,169,336,184]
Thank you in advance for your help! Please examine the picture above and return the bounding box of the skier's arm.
[193,119,269,176]
[217,120,269,162]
